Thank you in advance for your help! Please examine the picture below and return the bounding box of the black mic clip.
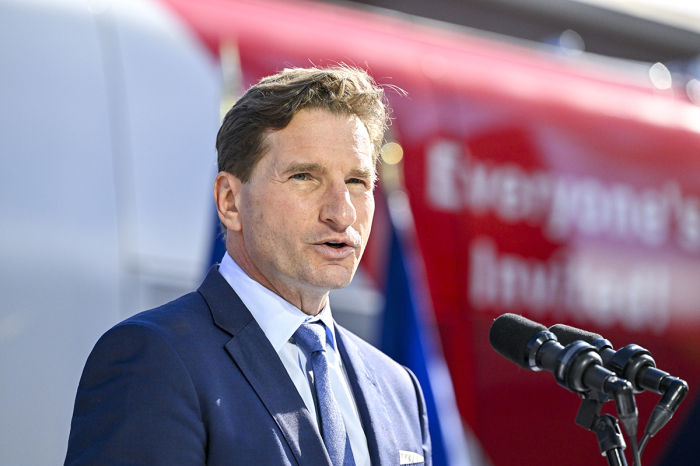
[574,377,637,444]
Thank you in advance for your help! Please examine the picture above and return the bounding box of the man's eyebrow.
[349,166,376,181]
[282,163,375,181]
[282,162,327,175]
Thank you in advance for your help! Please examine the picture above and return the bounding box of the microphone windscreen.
[489,313,547,369]
[549,324,602,346]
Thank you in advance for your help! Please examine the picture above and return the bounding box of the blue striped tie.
[293,322,356,466]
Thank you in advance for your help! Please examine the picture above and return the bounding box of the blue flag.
[380,192,472,466]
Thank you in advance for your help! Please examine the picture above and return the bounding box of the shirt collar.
[218,252,337,353]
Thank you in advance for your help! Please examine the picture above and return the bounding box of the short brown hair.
[216,65,389,182]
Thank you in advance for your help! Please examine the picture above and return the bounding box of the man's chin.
[308,268,356,291]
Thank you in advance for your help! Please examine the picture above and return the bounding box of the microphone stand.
[576,395,628,466]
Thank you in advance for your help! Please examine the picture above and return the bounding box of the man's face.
[237,109,376,300]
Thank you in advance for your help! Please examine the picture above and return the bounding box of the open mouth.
[324,242,347,249]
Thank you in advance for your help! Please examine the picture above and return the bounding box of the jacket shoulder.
[123,291,208,329]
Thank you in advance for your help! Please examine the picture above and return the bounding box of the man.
[65,66,431,465]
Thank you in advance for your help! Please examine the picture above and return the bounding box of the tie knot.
[293,321,327,354]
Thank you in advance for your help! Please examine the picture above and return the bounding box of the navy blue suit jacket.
[65,267,431,465]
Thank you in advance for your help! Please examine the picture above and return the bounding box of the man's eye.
[348,178,375,190]
[291,173,309,181]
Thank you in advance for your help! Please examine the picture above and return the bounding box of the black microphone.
[489,314,638,437]
[549,323,689,439]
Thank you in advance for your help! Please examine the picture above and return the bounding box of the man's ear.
[214,171,243,232]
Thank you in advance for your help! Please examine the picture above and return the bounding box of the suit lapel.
[198,267,332,466]
[225,326,332,466]
[336,326,399,466]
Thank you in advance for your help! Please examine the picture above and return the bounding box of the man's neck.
[225,238,328,315]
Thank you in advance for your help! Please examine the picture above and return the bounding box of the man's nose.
[320,182,356,230]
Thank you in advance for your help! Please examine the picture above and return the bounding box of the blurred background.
[2,0,700,464]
